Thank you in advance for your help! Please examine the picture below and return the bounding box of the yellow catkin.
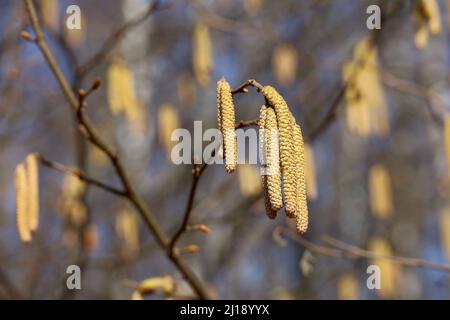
[414,0,442,49]
[25,153,39,232]
[238,164,262,197]
[343,38,389,137]
[261,86,298,218]
[368,237,399,299]
[264,107,283,211]
[369,164,394,220]
[107,61,124,115]
[107,60,147,133]
[272,43,298,86]
[158,103,180,158]
[116,209,140,260]
[217,78,237,173]
[15,163,31,243]
[259,106,277,219]
[137,276,174,297]
[444,114,450,178]
[305,144,318,201]
[58,174,86,218]
[337,272,359,300]
[422,0,442,34]
[292,121,308,235]
[69,201,87,227]
[41,0,59,32]
[193,22,213,87]
[440,208,450,260]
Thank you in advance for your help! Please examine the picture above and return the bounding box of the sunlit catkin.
[238,164,262,197]
[369,164,394,220]
[193,22,213,87]
[343,38,389,137]
[444,114,450,178]
[116,209,140,260]
[272,43,298,86]
[25,153,39,232]
[337,272,359,300]
[440,208,450,260]
[15,163,31,243]
[41,0,59,32]
[158,103,180,158]
[293,122,308,235]
[413,0,442,49]
[263,107,283,212]
[261,86,297,217]
[259,106,277,219]
[304,144,318,201]
[137,276,174,297]
[368,237,399,299]
[217,78,237,173]
[107,60,147,133]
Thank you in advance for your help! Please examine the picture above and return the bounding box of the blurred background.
[1,0,450,299]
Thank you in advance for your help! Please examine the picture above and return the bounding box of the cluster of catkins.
[216,77,308,235]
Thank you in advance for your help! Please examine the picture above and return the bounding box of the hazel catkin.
[264,106,283,212]
[216,78,237,173]
[261,86,298,217]
[15,163,31,243]
[25,153,39,232]
[292,122,308,234]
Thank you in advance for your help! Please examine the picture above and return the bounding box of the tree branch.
[280,228,450,273]
[24,0,211,300]
[38,155,127,197]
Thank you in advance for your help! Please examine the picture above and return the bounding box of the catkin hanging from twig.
[259,106,277,219]
[25,153,39,232]
[261,86,298,217]
[259,86,309,234]
[217,78,237,173]
[292,121,308,234]
[264,106,283,212]
[15,163,31,243]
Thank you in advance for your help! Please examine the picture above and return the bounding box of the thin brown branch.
[76,0,164,77]
[381,70,446,124]
[38,155,127,197]
[24,0,211,300]
[167,103,259,254]
[280,228,450,273]
[323,236,450,273]
[231,79,264,94]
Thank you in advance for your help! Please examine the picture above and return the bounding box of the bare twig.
[323,236,450,273]
[24,0,211,300]
[280,228,450,273]
[231,79,264,94]
[381,70,446,124]
[38,155,126,197]
[168,117,257,254]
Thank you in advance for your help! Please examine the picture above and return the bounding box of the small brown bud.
[176,244,200,255]
[91,78,102,90]
[21,31,34,42]
[78,89,86,97]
